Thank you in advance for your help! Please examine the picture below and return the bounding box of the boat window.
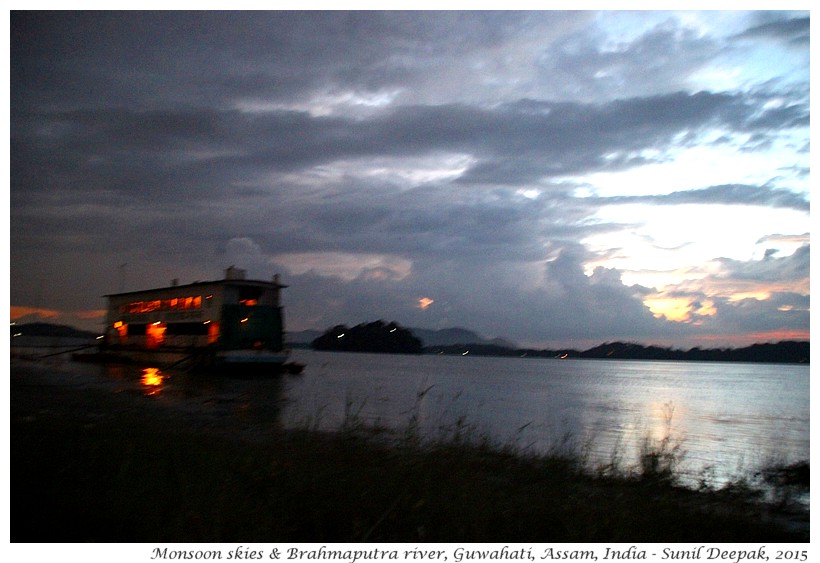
[207,321,219,344]
[238,287,263,306]
[119,295,203,314]
[146,322,166,348]
[114,321,128,340]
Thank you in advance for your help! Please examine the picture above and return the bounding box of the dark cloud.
[599,184,809,211]
[276,243,664,347]
[9,11,810,346]
[535,18,723,102]
[716,244,809,284]
[11,11,584,112]
[14,89,794,208]
[734,15,810,46]
[707,292,810,337]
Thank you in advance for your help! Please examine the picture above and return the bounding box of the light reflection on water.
[141,367,165,395]
[280,350,809,489]
[21,348,807,495]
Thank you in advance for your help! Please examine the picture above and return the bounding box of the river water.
[12,346,809,491]
[281,350,809,488]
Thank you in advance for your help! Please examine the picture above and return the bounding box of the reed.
[11,374,808,542]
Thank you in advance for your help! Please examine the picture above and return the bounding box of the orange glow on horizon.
[76,309,106,319]
[10,306,60,320]
[11,306,106,328]
[746,329,810,342]
[684,330,810,348]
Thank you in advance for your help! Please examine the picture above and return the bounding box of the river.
[11,346,809,491]
[282,350,809,488]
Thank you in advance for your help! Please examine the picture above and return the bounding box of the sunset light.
[10,11,810,548]
[10,10,808,349]
[644,298,696,323]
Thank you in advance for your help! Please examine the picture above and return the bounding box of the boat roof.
[104,277,287,298]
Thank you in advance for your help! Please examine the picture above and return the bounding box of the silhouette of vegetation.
[12,367,808,542]
[14,322,809,363]
[312,320,423,354]
[429,340,809,364]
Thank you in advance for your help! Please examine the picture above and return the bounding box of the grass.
[11,368,809,542]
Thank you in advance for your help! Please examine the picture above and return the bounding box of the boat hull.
[76,345,302,375]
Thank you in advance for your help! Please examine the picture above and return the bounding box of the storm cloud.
[10,11,809,348]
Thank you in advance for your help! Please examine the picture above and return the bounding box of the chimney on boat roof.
[171,278,179,287]
[225,266,246,280]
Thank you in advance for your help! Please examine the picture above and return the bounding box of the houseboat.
[100,267,301,373]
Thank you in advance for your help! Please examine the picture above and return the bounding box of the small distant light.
[462,351,469,356]
[96,335,104,340]
[240,317,249,323]
[389,328,397,332]
[13,332,22,337]
[337,333,345,338]
[203,320,211,324]
[152,321,162,326]
[114,321,123,328]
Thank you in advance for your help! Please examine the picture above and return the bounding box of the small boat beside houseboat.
[93,267,302,374]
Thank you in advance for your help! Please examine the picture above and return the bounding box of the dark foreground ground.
[11,359,809,543]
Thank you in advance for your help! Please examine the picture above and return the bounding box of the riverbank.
[10,358,809,542]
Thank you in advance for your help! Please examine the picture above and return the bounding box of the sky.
[9,9,811,349]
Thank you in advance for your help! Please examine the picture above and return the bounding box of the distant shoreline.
[419,340,810,364]
[11,321,810,364]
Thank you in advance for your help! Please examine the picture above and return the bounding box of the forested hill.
[309,321,808,363]
[427,340,809,364]
[312,321,423,354]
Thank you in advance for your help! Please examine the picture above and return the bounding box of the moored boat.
[93,267,302,374]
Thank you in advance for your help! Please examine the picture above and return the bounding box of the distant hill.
[274,324,809,364]
[410,327,516,348]
[432,340,809,364]
[287,329,324,347]
[311,321,422,354]
[289,326,515,349]
[575,340,810,364]
[10,322,100,339]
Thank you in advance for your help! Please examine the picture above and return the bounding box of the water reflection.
[37,349,805,496]
[280,350,809,492]
[141,367,165,395]
[645,401,682,443]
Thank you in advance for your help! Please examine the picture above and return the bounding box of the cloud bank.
[10,11,809,347]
